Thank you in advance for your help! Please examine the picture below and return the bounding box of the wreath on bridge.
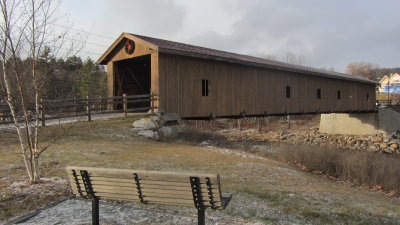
[124,39,135,54]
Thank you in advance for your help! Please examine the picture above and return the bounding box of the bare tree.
[258,53,278,61]
[280,48,305,66]
[346,61,382,80]
[0,0,84,183]
[256,48,305,66]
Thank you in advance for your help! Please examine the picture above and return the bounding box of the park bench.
[66,166,232,225]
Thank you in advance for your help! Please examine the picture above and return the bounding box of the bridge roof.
[99,33,377,85]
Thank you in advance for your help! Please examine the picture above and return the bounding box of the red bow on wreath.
[125,40,135,54]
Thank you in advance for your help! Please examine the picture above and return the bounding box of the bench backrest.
[66,166,226,209]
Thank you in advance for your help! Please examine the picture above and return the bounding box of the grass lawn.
[1,115,400,224]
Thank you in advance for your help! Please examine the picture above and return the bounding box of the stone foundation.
[319,108,400,135]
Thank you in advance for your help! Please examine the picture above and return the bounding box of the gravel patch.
[13,199,261,225]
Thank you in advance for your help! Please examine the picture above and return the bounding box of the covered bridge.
[98,33,377,119]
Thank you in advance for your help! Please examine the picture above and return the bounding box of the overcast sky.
[60,0,400,72]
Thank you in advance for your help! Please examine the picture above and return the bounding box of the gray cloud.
[181,0,400,71]
[104,0,185,37]
[65,0,400,72]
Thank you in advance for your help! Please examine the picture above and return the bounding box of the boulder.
[368,146,379,152]
[347,139,356,146]
[373,137,383,143]
[133,119,158,130]
[160,113,181,126]
[379,143,389,149]
[158,126,179,141]
[150,116,162,126]
[138,130,158,140]
[390,143,399,149]
[383,148,394,154]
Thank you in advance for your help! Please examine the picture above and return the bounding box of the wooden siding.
[107,61,114,97]
[158,53,376,118]
[105,36,159,108]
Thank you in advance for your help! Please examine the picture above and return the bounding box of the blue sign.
[384,85,400,93]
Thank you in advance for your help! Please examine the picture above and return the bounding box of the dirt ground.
[1,115,400,224]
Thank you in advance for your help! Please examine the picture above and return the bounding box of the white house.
[379,73,400,93]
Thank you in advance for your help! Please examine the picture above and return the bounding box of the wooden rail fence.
[0,93,157,125]
[376,99,400,107]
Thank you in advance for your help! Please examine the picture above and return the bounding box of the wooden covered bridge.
[98,33,376,119]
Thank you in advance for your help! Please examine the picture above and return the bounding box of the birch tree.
[0,0,84,183]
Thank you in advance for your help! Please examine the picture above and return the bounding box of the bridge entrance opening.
[114,54,151,110]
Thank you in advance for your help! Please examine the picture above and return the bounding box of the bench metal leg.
[92,198,99,225]
[198,208,205,225]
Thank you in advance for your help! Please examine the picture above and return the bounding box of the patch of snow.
[16,199,261,225]
[199,140,214,147]
[138,130,158,140]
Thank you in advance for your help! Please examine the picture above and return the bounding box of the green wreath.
[124,39,135,54]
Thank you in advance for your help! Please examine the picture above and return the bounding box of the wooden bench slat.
[70,179,220,192]
[143,197,204,206]
[93,191,196,201]
[74,174,220,186]
[94,192,140,201]
[90,177,192,186]
[94,191,222,208]
[95,192,201,206]
[99,195,140,202]
[89,179,218,187]
[91,186,222,204]
[66,166,219,183]
[93,187,193,197]
[141,201,194,207]
[91,185,136,192]
[95,191,196,201]
[90,180,136,187]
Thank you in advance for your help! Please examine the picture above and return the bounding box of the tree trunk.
[1,58,35,182]
[32,152,40,183]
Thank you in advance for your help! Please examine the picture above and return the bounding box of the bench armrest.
[221,193,232,209]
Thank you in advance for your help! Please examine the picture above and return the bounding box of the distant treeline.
[1,46,107,102]
[39,48,107,99]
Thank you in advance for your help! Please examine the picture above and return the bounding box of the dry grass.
[274,145,400,192]
[185,115,319,132]
[1,116,400,224]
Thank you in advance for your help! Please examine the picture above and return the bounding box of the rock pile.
[279,128,400,154]
[133,113,181,141]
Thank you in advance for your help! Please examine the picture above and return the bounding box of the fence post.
[1,105,4,122]
[151,92,155,114]
[40,99,45,127]
[123,93,128,117]
[86,95,91,122]
[73,96,77,115]
[100,96,104,112]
